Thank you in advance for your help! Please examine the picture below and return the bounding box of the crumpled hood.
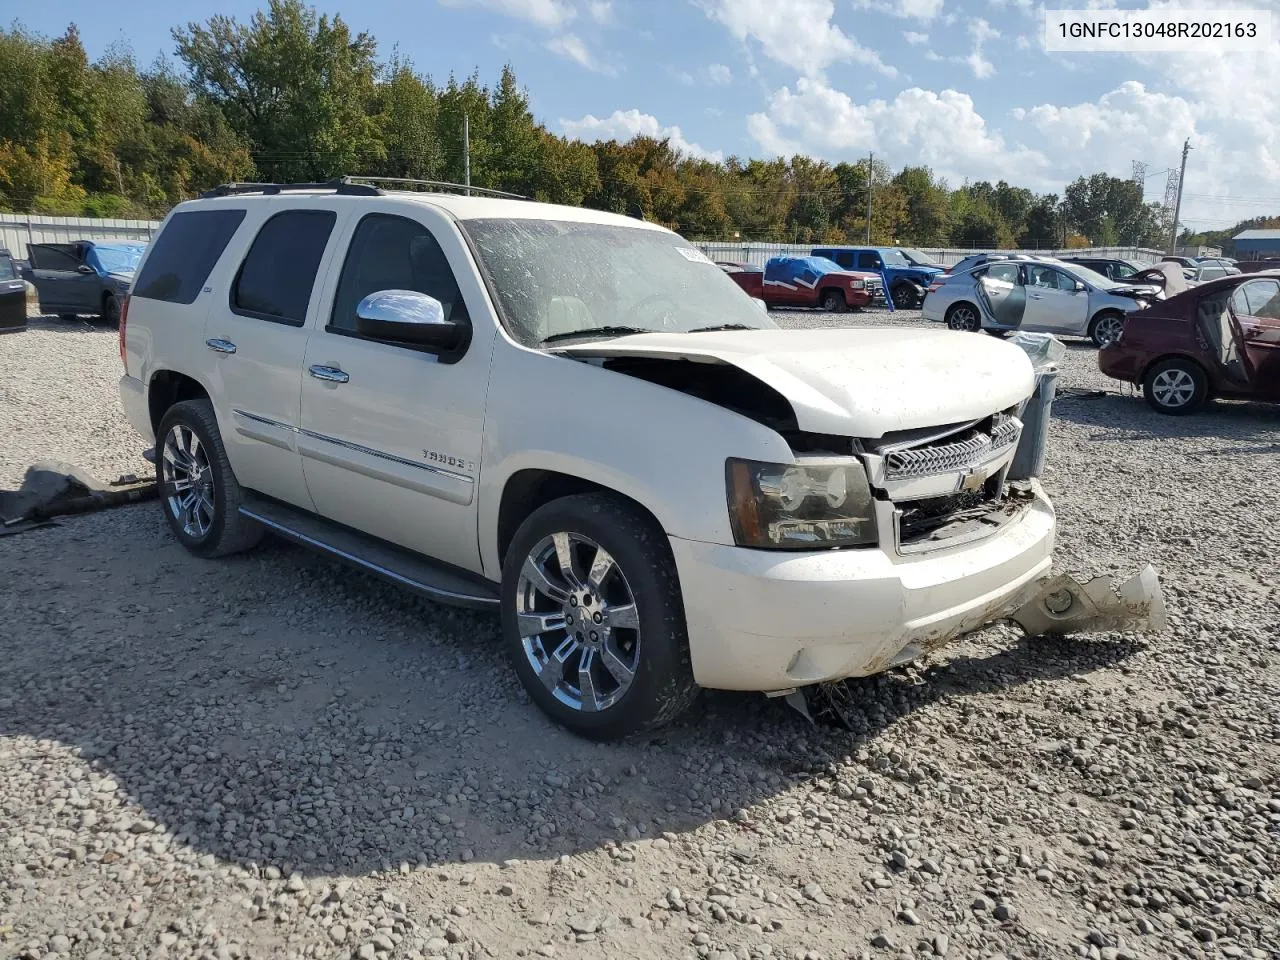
[1108,283,1161,299]
[558,328,1035,438]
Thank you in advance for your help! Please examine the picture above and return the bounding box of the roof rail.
[199,179,382,199]
[341,176,530,200]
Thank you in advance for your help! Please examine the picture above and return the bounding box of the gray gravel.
[2,308,1279,960]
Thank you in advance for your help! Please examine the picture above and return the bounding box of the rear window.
[134,209,246,304]
[232,210,337,326]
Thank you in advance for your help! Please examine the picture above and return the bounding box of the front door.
[1230,278,1280,400]
[202,203,346,509]
[976,262,1026,328]
[297,207,492,575]
[1021,264,1089,334]
[27,243,97,314]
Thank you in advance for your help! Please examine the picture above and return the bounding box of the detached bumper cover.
[1009,564,1167,637]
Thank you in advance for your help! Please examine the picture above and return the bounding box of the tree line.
[0,0,1195,248]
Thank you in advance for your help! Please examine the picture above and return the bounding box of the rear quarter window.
[133,209,247,305]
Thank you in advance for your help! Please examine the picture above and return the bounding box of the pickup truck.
[759,255,880,311]
[118,178,1161,739]
[810,246,945,309]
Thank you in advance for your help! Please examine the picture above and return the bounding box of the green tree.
[892,166,950,244]
[370,55,442,180]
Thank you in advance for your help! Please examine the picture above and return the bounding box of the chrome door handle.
[309,364,349,384]
[206,338,237,354]
[1029,294,1044,300]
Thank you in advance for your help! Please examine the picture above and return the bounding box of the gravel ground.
[2,309,1279,960]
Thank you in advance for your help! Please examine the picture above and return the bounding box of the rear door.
[976,262,1026,328]
[202,202,348,509]
[27,243,96,313]
[1230,278,1280,399]
[1021,264,1089,334]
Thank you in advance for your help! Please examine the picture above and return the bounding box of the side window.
[231,210,336,325]
[134,209,247,304]
[1233,279,1280,318]
[857,252,880,270]
[834,251,854,269]
[330,213,470,334]
[28,244,80,271]
[0,256,16,281]
[986,263,1020,285]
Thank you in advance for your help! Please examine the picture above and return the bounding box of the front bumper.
[670,483,1056,691]
[119,374,152,442]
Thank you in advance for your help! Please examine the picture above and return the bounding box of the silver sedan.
[921,258,1158,347]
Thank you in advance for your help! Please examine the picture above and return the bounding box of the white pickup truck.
[118,179,1162,739]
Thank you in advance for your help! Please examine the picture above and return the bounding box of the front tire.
[945,302,982,332]
[501,493,698,740]
[1088,310,1124,348]
[1143,358,1209,415]
[891,283,920,309]
[156,399,263,558]
[819,289,846,313]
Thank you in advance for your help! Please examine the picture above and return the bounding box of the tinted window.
[856,252,880,270]
[29,244,80,271]
[0,257,15,281]
[330,213,469,334]
[232,210,336,325]
[986,263,1021,284]
[134,209,246,305]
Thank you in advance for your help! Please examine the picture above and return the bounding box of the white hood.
[559,328,1035,438]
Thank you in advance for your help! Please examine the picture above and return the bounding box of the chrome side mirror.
[355,289,465,351]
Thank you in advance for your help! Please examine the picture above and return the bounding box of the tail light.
[118,295,130,368]
[926,280,944,293]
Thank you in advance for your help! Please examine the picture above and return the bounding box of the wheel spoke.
[537,635,578,692]
[169,477,194,493]
[600,638,635,686]
[521,556,568,603]
[518,610,568,637]
[577,649,600,712]
[552,533,583,590]
[188,431,204,467]
[586,545,615,592]
[606,602,638,630]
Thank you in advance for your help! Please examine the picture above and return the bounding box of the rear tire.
[501,493,698,740]
[1143,358,1208,415]
[819,289,846,313]
[156,399,263,558]
[945,302,982,332]
[103,294,120,325]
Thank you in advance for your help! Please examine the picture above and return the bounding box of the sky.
[12,0,1280,233]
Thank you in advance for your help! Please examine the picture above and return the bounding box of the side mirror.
[1074,280,1087,292]
[77,264,94,274]
[355,290,466,351]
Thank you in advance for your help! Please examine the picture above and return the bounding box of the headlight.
[726,458,877,549]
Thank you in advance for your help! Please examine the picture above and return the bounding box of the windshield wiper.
[687,323,756,333]
[541,325,649,345]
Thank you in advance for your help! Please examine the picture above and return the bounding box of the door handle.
[1029,294,1044,300]
[309,364,349,384]
[206,338,237,354]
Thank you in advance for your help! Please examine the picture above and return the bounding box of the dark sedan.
[1099,270,1280,414]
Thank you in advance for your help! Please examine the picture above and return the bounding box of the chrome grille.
[883,415,1022,480]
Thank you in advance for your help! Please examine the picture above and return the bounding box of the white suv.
[118,178,1074,739]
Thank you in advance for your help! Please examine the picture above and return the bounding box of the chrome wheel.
[947,305,980,331]
[1150,368,1196,408]
[162,424,215,539]
[1093,314,1124,347]
[515,532,641,714]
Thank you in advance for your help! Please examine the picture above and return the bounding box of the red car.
[1098,270,1280,414]
[717,261,763,298]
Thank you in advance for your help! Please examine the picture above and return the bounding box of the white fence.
[695,242,1168,268]
[0,214,161,260]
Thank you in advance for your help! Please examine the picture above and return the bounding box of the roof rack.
[342,176,530,200]
[199,179,382,199]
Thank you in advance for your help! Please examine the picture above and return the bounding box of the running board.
[238,496,500,610]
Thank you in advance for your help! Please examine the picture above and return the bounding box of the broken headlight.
[726,458,877,549]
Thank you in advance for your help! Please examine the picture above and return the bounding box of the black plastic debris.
[0,461,156,536]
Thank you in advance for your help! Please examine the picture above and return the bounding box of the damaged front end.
[785,564,1168,728]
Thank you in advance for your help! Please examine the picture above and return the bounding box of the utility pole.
[864,152,873,243]
[463,113,471,195]
[1169,138,1190,253]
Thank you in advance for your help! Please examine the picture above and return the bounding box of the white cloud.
[585,0,613,24]
[903,30,930,45]
[852,0,945,20]
[748,78,1049,186]
[561,109,725,161]
[705,63,733,85]
[545,34,616,74]
[968,18,999,43]
[697,0,896,77]
[965,51,995,79]
[438,0,575,28]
